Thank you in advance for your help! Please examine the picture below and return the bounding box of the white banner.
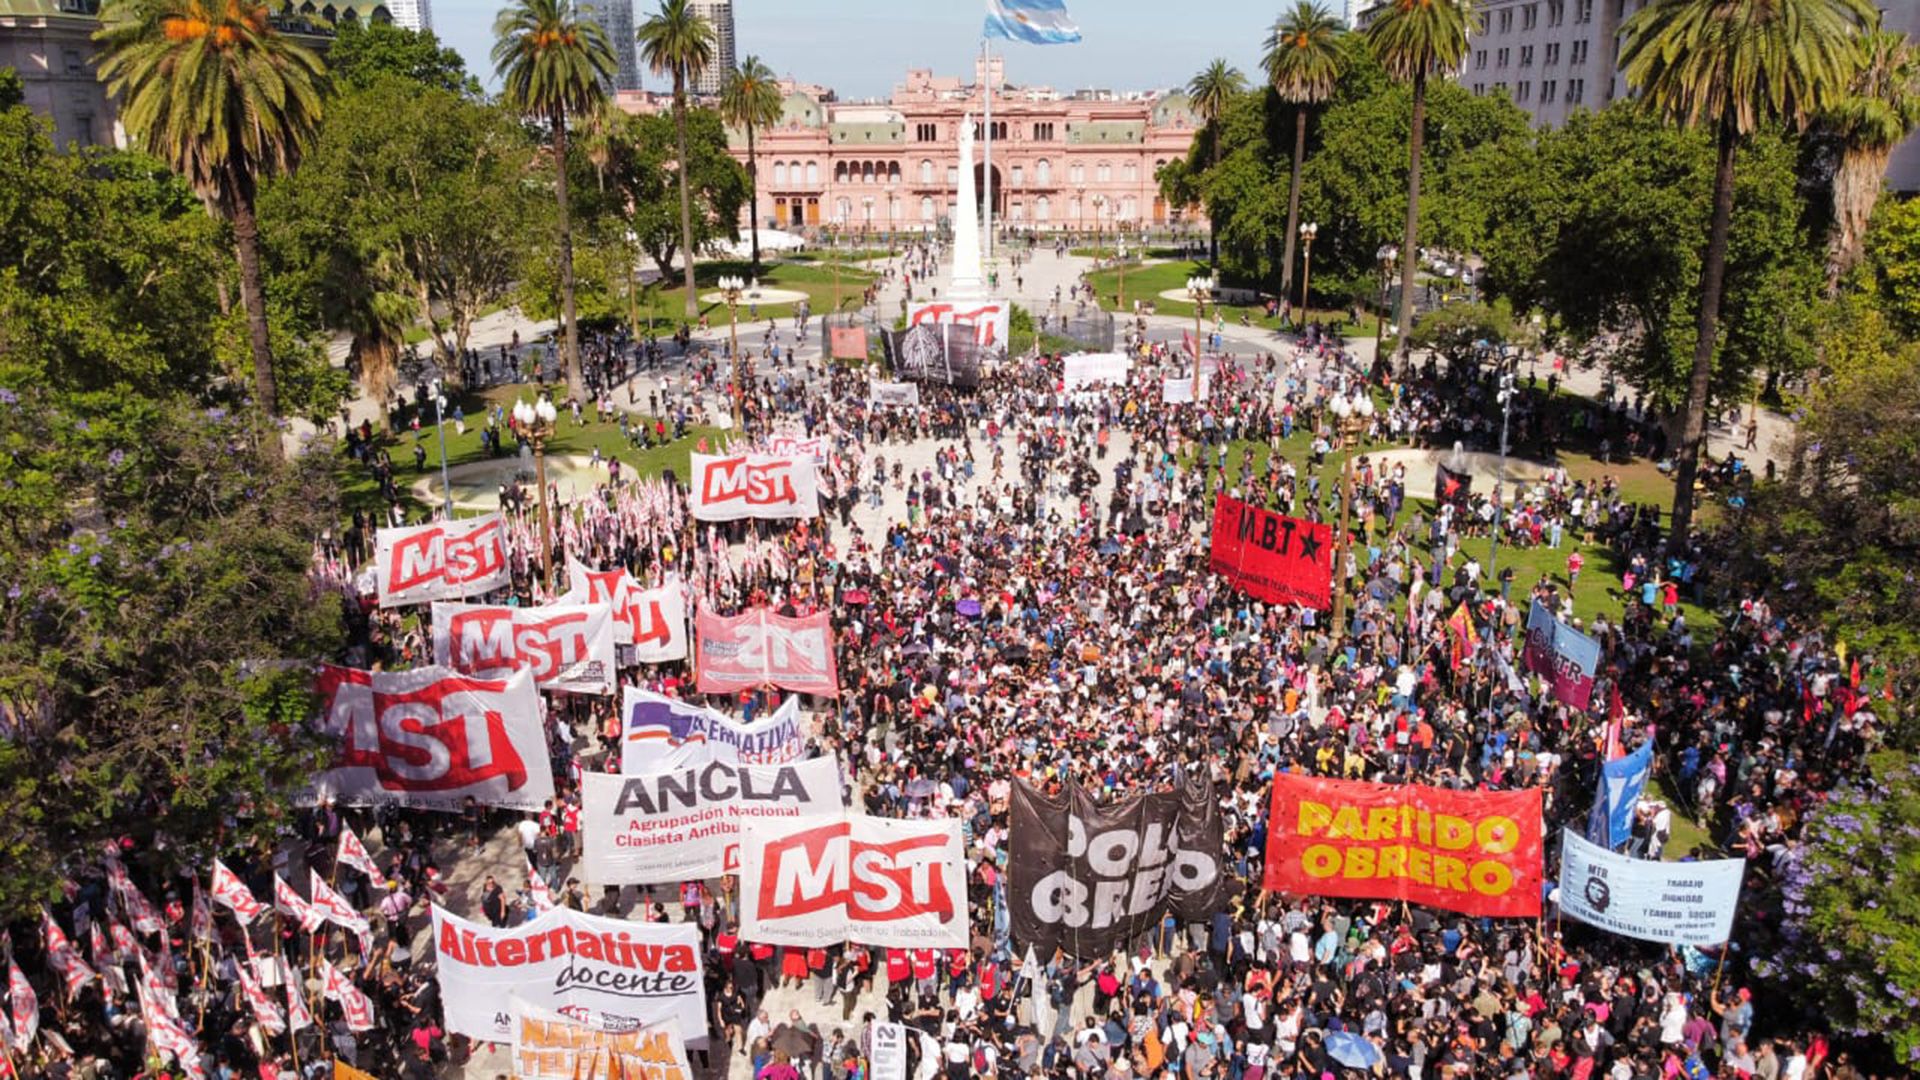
[373,514,510,608]
[1161,373,1208,404]
[869,1020,909,1080]
[564,558,689,661]
[737,814,967,950]
[687,452,820,522]
[312,666,555,811]
[620,688,806,774]
[1063,352,1131,390]
[581,757,843,884]
[509,998,693,1080]
[430,601,617,695]
[766,433,829,465]
[869,380,920,408]
[429,905,706,1044]
[907,298,1010,352]
[1558,828,1745,946]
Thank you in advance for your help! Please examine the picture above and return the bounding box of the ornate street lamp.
[718,274,746,432]
[511,395,559,589]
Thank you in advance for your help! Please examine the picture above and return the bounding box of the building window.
[835,197,851,221]
[1473,83,1486,95]
[1120,195,1136,220]
[1096,161,1110,182]
[1547,0,1564,24]
[774,162,788,186]
[1011,164,1023,186]
[920,159,933,184]
[1036,196,1050,221]
[915,123,936,141]
[947,165,958,186]
[1571,39,1589,64]
[1522,3,1537,28]
[889,162,900,183]
[1542,80,1557,103]
[1568,78,1584,102]
[920,196,934,221]
[1036,158,1051,184]
[1498,8,1513,32]
[1520,45,1534,67]
[63,48,85,73]
[1122,161,1136,182]
[1069,195,1081,220]
[1517,81,1531,102]
[833,161,847,182]
[1475,49,1487,70]
[1497,48,1510,67]
[1033,122,1055,141]
[805,161,818,185]
[1546,42,1561,64]
[1069,162,1084,183]
[1575,0,1591,22]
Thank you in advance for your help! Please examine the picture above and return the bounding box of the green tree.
[1408,298,1514,366]
[1862,194,1920,337]
[492,0,616,404]
[1618,0,1873,550]
[1820,27,1920,288]
[1365,0,1477,360]
[1185,58,1246,267]
[719,54,782,272]
[638,0,716,322]
[93,0,329,447]
[0,66,23,109]
[327,19,476,95]
[1264,2,1346,304]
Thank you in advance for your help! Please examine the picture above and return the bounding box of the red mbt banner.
[1209,495,1334,609]
[1264,774,1543,919]
[373,514,510,608]
[695,609,839,697]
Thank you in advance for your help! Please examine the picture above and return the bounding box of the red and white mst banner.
[373,514,511,608]
[694,609,839,697]
[311,665,555,811]
[429,601,618,695]
[687,452,820,522]
[564,558,688,662]
[737,815,967,950]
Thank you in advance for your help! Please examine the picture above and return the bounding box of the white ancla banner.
[1558,828,1745,946]
[580,757,844,883]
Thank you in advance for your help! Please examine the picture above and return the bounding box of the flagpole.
[982,37,994,276]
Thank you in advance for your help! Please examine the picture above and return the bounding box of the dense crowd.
[4,307,1892,1080]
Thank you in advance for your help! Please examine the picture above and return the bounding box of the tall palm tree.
[1265,2,1346,305]
[492,0,615,404]
[1823,26,1920,288]
[720,55,784,273]
[1366,0,1475,362]
[1619,0,1872,549]
[1186,58,1245,269]
[94,0,326,447]
[638,0,715,321]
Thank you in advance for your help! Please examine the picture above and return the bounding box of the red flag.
[273,875,324,934]
[321,960,375,1031]
[189,876,213,943]
[335,823,393,891]
[38,908,94,999]
[308,869,369,935]
[8,958,39,1052]
[209,859,263,925]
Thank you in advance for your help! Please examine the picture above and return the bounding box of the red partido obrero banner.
[1209,495,1334,609]
[1264,773,1543,918]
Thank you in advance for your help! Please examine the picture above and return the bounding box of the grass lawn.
[335,381,726,516]
[626,259,875,330]
[783,248,894,266]
[1086,258,1380,337]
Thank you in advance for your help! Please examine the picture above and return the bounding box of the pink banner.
[430,601,617,695]
[695,609,839,697]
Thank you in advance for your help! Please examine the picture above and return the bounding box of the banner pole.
[1708,943,1730,1003]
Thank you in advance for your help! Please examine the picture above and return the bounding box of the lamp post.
[1487,369,1516,592]
[1327,388,1374,634]
[1298,221,1320,314]
[718,274,745,432]
[1186,273,1215,397]
[429,379,453,519]
[511,395,559,590]
[1117,238,1128,314]
[1092,195,1108,261]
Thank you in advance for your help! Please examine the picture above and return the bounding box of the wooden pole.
[1331,450,1356,637]
[1708,943,1730,1004]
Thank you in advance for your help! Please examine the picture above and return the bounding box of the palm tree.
[492,0,615,404]
[1265,2,1346,305]
[1186,58,1246,268]
[1366,0,1475,362]
[1823,26,1920,288]
[720,55,784,273]
[638,0,716,321]
[94,0,326,447]
[1619,0,1872,549]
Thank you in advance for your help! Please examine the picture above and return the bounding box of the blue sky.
[431,0,1300,98]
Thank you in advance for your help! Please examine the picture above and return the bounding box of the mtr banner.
[1264,774,1544,919]
[430,905,707,1044]
[687,452,820,522]
[373,514,511,608]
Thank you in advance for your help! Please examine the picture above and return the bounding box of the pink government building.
[702,57,1206,234]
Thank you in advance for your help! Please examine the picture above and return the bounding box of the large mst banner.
[373,514,510,608]
[1209,495,1334,609]
[1264,773,1543,918]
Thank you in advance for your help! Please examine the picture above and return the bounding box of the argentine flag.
[984,0,1082,44]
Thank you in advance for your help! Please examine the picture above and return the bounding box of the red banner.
[373,514,510,608]
[1264,774,1543,918]
[695,609,839,697]
[828,326,868,361]
[1208,495,1334,609]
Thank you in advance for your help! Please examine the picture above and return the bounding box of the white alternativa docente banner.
[373,514,510,608]
[581,757,843,884]
[430,600,617,695]
[429,905,706,1044]
[620,688,807,774]
[687,452,820,522]
[509,997,693,1080]
[737,814,967,950]
[312,665,555,811]
[1558,828,1746,946]
[1063,352,1131,390]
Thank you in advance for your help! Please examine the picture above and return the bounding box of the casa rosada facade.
[690,61,1205,234]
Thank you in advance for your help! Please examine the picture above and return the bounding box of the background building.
[597,0,639,92]
[698,56,1202,232]
[384,0,427,31]
[688,0,732,98]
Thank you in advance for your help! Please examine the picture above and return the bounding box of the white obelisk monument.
[950,112,985,298]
